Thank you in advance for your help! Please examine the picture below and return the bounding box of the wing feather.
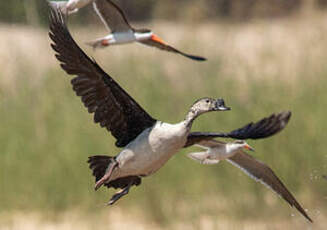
[227,151,312,222]
[93,0,133,33]
[184,111,291,147]
[49,6,156,147]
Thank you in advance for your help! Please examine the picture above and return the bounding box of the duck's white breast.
[112,121,188,179]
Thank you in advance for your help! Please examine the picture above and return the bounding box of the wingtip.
[298,209,313,223]
[278,110,292,128]
[195,57,207,62]
[308,216,314,223]
[186,55,207,62]
[285,110,292,120]
[282,110,292,119]
[294,206,313,223]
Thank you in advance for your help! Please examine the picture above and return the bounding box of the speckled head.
[190,97,231,115]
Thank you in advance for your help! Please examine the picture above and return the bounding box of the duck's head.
[189,97,230,116]
[228,140,255,152]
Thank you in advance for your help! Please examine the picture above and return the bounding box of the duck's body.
[112,121,188,179]
[92,98,230,193]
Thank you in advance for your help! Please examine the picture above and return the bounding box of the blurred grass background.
[0,0,327,229]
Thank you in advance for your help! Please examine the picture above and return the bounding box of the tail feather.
[87,155,114,182]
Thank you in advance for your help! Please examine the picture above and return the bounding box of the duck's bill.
[215,98,231,111]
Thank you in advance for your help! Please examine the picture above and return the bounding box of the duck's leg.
[107,182,132,205]
[94,160,118,191]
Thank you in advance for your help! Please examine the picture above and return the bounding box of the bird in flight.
[86,0,207,61]
[49,6,221,205]
[186,138,312,222]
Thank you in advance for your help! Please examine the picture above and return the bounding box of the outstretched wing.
[227,151,312,222]
[138,35,207,61]
[93,0,133,33]
[184,111,291,147]
[49,6,156,147]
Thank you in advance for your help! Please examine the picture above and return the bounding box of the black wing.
[185,111,291,147]
[227,151,312,222]
[93,0,133,33]
[49,6,156,147]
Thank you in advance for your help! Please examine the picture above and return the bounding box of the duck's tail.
[87,155,115,183]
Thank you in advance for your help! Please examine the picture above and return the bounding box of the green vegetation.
[1,15,327,228]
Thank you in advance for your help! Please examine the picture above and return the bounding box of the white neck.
[184,109,200,131]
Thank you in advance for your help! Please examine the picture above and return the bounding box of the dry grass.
[1,208,326,230]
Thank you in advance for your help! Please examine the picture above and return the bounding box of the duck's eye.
[206,99,210,103]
